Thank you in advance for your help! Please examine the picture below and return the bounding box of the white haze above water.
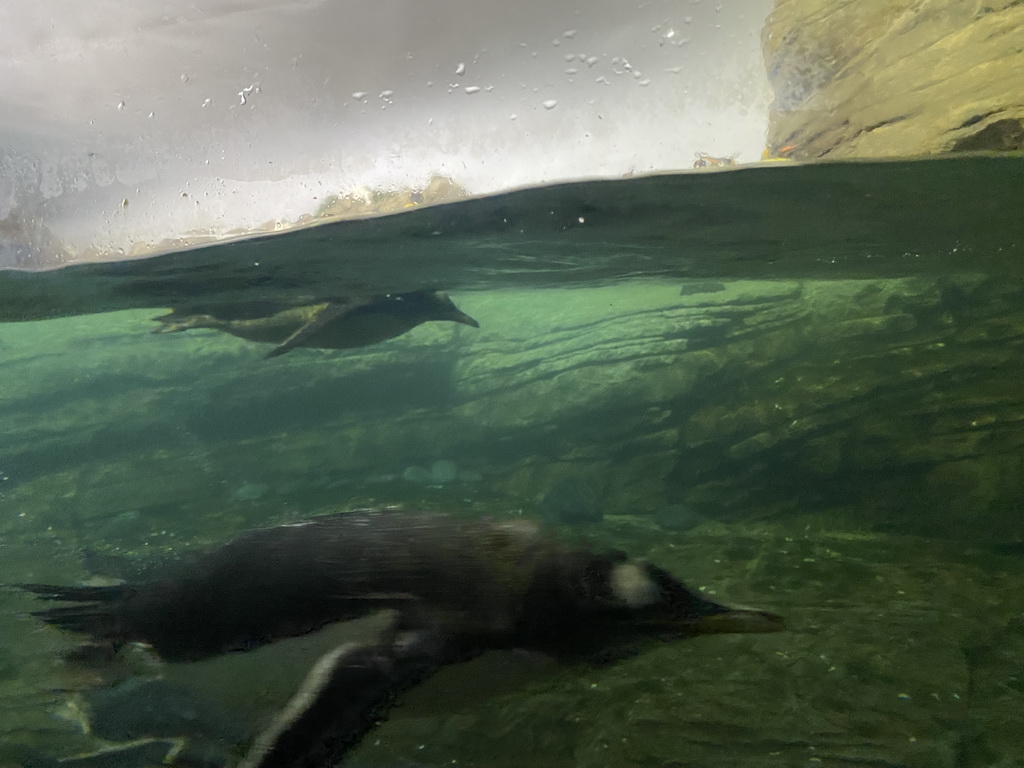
[0,0,772,264]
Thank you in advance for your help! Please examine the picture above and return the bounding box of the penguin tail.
[13,583,133,638]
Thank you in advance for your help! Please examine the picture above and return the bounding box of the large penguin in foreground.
[18,509,783,768]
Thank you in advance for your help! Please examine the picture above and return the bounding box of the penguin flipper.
[264,302,350,358]
[240,633,446,768]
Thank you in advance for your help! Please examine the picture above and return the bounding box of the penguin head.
[387,290,479,327]
[607,560,784,638]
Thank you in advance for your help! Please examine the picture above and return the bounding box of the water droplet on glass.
[509,113,518,120]
[564,53,577,62]
[148,111,154,118]
[586,56,599,67]
[542,99,558,110]
[563,29,577,38]
[202,97,213,107]
[565,68,578,75]
[684,15,693,23]
[552,38,561,47]
[117,101,126,111]
[380,89,394,98]
[180,73,189,83]
[665,66,683,74]
[455,62,466,76]
[464,85,481,94]
[638,78,651,86]
[352,91,368,100]
[238,83,259,106]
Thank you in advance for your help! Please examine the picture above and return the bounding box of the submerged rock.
[654,504,704,532]
[429,459,459,484]
[538,476,603,526]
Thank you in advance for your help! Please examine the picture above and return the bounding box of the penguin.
[17,509,783,768]
[151,290,479,358]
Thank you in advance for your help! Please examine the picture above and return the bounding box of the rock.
[231,482,269,502]
[537,476,603,526]
[402,466,432,484]
[763,0,1024,159]
[430,459,459,484]
[653,504,704,532]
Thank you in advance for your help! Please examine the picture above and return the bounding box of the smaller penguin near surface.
[16,509,784,768]
[152,289,479,358]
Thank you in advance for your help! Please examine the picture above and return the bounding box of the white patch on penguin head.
[610,562,660,607]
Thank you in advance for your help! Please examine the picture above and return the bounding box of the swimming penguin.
[152,290,479,358]
[17,509,783,768]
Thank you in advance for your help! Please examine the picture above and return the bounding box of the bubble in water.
[455,62,466,76]
[542,99,558,109]
[464,85,481,94]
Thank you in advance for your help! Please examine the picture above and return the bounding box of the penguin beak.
[451,310,480,328]
[685,607,785,635]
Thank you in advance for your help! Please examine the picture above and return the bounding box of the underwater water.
[0,154,1023,768]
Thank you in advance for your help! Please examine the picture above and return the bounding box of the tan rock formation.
[762,0,1024,159]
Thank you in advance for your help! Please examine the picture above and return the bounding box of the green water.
[0,155,1022,767]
